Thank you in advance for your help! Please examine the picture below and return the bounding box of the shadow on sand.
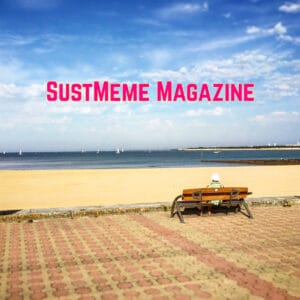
[0,210,21,216]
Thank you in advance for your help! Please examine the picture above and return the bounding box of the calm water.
[0,150,300,170]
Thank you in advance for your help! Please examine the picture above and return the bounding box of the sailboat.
[19,149,22,156]
[213,148,221,154]
[96,149,100,154]
[116,148,120,154]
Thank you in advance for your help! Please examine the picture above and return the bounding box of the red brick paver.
[0,206,300,299]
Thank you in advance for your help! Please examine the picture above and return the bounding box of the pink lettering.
[139,83,150,101]
[174,84,186,101]
[244,83,254,101]
[71,84,81,101]
[110,83,121,101]
[213,84,223,101]
[47,81,57,101]
[157,81,172,101]
[187,84,197,101]
[199,84,211,101]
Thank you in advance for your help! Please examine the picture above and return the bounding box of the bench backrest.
[182,187,249,202]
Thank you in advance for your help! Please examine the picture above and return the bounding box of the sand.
[1,165,300,210]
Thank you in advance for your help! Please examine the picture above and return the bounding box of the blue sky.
[0,0,299,151]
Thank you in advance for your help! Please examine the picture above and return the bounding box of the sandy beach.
[1,165,300,211]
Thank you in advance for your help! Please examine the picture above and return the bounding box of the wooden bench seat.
[171,187,253,223]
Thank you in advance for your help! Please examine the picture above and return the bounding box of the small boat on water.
[19,150,22,156]
[213,151,221,154]
[116,148,120,154]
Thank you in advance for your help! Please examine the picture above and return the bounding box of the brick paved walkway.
[1,206,300,299]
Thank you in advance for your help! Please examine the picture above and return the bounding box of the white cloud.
[8,0,61,10]
[284,59,300,70]
[141,49,300,102]
[262,73,300,98]
[0,60,30,83]
[268,22,287,35]
[165,119,174,127]
[148,118,174,130]
[142,50,284,82]
[247,22,287,36]
[0,34,36,47]
[246,22,300,45]
[0,83,44,100]
[139,104,152,113]
[113,104,132,114]
[30,115,70,125]
[223,12,231,18]
[246,26,261,34]
[141,67,188,82]
[143,48,172,68]
[280,34,300,44]
[192,35,256,51]
[0,111,70,130]
[158,2,208,18]
[254,111,300,124]
[184,107,231,117]
[279,2,300,13]
[19,99,108,117]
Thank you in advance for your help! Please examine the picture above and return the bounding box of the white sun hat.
[211,173,221,182]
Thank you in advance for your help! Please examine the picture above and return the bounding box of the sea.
[1,149,300,170]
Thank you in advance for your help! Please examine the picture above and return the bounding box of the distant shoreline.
[201,159,300,165]
[180,146,300,151]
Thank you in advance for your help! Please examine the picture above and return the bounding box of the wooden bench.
[171,187,253,223]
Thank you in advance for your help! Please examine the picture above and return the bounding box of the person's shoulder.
[211,182,224,188]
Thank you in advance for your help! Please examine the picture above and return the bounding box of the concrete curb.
[0,196,299,222]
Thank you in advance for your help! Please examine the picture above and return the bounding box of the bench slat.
[182,187,249,202]
[182,195,246,201]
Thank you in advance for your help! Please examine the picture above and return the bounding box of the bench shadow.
[182,206,239,217]
[0,210,21,216]
[181,207,201,216]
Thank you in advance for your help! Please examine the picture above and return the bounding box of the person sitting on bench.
[207,173,224,208]
[207,173,224,188]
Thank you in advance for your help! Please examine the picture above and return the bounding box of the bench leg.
[170,195,182,218]
[208,205,212,216]
[242,200,253,219]
[171,195,185,223]
[176,206,185,223]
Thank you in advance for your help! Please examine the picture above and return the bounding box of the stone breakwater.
[202,159,300,165]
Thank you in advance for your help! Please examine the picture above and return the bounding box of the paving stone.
[0,206,300,299]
